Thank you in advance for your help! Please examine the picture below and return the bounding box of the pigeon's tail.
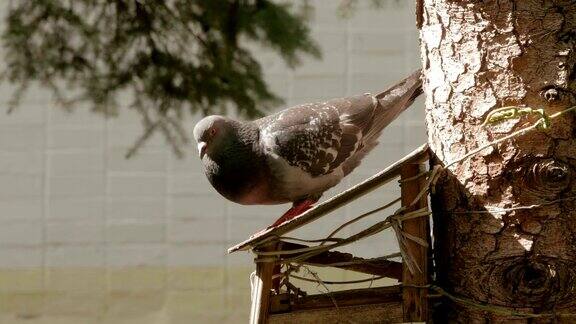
[365,69,423,143]
[339,70,423,176]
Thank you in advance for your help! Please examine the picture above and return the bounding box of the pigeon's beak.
[197,142,207,159]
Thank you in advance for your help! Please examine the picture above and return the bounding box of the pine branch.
[1,0,320,157]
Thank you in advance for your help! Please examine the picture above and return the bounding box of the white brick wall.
[0,0,425,271]
[0,1,425,267]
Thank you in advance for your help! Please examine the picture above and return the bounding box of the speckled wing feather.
[258,94,378,177]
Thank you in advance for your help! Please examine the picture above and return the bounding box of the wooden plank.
[228,143,429,253]
[269,302,403,324]
[250,244,277,324]
[400,163,429,322]
[270,285,401,313]
[278,241,403,280]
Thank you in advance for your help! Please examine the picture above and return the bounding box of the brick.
[106,221,165,243]
[403,121,427,149]
[170,153,204,172]
[224,305,251,324]
[46,245,104,267]
[226,251,253,267]
[0,125,45,150]
[45,268,106,292]
[167,243,225,267]
[0,269,43,293]
[169,173,213,195]
[46,222,104,244]
[351,31,407,55]
[13,85,52,104]
[251,50,292,74]
[294,54,346,76]
[43,291,105,317]
[309,0,347,30]
[377,123,405,145]
[0,292,45,317]
[349,73,396,94]
[106,244,166,267]
[107,147,167,173]
[51,105,105,126]
[0,174,42,198]
[350,54,407,75]
[0,221,43,245]
[228,203,284,219]
[106,127,165,148]
[104,291,165,317]
[106,105,142,126]
[263,73,291,99]
[0,103,44,125]
[170,313,228,324]
[357,146,405,173]
[401,96,426,125]
[0,199,43,220]
[48,197,104,220]
[106,198,165,220]
[108,267,166,292]
[225,266,255,291]
[226,217,272,243]
[0,151,43,175]
[348,2,414,31]
[49,128,104,149]
[169,195,226,219]
[0,247,42,267]
[292,75,346,99]
[107,175,166,196]
[311,30,348,52]
[168,218,225,243]
[48,152,104,176]
[167,266,225,291]
[48,176,105,197]
[166,290,225,316]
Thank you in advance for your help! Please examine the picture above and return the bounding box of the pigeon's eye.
[210,128,217,137]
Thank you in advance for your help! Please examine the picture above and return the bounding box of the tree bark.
[420,0,576,322]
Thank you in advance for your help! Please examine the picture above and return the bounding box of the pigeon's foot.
[248,200,315,239]
[269,199,315,228]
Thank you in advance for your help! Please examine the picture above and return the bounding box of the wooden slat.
[278,241,403,280]
[280,285,401,312]
[228,143,429,253]
[400,164,429,322]
[270,286,401,314]
[250,244,277,324]
[270,302,403,324]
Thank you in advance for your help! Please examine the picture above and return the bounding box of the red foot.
[269,199,315,228]
[248,200,316,239]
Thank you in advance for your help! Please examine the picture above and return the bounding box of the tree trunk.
[420,0,576,322]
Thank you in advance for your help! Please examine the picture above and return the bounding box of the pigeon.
[194,70,422,229]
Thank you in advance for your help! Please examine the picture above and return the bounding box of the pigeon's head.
[193,115,235,159]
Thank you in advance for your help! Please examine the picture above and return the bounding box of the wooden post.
[400,163,429,322]
[250,244,277,324]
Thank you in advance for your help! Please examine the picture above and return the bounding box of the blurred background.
[0,0,424,323]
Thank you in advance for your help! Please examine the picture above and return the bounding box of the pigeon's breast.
[203,156,284,205]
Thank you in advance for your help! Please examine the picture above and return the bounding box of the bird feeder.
[229,144,432,323]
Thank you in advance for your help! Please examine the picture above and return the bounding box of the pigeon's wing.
[257,95,378,177]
